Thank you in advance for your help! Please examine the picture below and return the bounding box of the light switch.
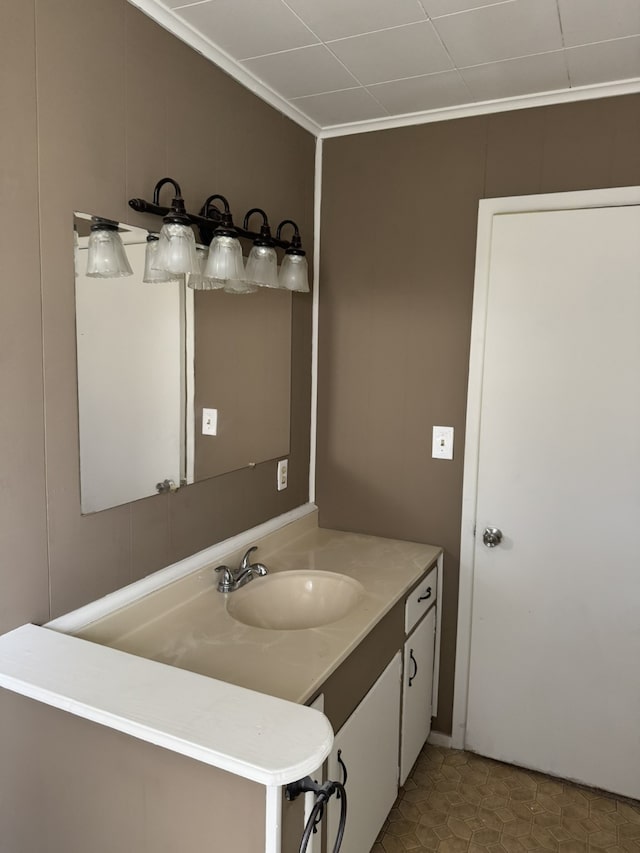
[202,408,218,436]
[432,426,454,460]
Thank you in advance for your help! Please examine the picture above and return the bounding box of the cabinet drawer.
[405,565,437,635]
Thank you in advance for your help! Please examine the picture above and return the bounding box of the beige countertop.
[75,514,442,705]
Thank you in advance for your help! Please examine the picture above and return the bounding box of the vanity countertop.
[74,514,442,705]
[0,507,441,788]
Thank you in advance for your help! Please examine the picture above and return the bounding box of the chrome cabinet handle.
[409,649,418,687]
[482,527,503,548]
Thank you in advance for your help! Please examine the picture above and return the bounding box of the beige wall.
[0,0,314,633]
[318,95,640,735]
[0,689,265,853]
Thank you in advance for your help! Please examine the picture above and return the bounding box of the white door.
[462,201,640,799]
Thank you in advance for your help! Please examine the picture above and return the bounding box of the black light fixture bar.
[129,178,299,251]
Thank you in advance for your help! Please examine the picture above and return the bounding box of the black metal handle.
[337,749,348,786]
[409,650,418,687]
[418,586,432,603]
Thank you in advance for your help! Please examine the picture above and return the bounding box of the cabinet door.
[326,653,401,853]
[400,607,436,785]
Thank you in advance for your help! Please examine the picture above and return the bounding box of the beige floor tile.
[373,746,639,853]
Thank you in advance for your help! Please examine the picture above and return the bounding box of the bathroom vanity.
[0,506,441,853]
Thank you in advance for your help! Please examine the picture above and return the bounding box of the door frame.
[451,184,640,750]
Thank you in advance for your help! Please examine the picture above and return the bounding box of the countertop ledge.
[0,624,333,787]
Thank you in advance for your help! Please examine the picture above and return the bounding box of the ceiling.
[135,0,640,135]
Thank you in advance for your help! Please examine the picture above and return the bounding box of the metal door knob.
[482,527,503,548]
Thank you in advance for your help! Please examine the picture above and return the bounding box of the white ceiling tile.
[566,36,640,87]
[433,0,563,67]
[328,22,453,85]
[559,0,640,48]
[283,0,427,42]
[367,70,470,113]
[173,0,318,60]
[421,0,517,18]
[242,45,359,98]
[460,50,569,101]
[291,87,388,126]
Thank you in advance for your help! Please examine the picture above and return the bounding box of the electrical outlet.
[202,408,217,436]
[277,459,288,491]
[432,426,454,460]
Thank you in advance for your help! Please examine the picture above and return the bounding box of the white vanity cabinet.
[326,653,402,853]
[401,606,436,784]
[400,564,438,785]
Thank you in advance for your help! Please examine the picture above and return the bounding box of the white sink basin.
[226,570,365,630]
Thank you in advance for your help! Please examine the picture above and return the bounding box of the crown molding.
[319,77,640,138]
[126,2,640,140]
[126,0,322,136]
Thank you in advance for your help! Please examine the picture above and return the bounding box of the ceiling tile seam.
[288,85,363,101]
[239,18,437,62]
[426,0,518,20]
[289,49,579,100]
[288,83,391,118]
[422,16,474,101]
[555,0,567,48]
[313,36,394,116]
[554,0,572,87]
[169,0,213,10]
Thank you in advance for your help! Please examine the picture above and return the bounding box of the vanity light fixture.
[277,220,310,293]
[244,208,279,289]
[85,217,133,279]
[152,178,200,276]
[128,178,311,293]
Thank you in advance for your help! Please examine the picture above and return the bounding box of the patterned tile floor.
[372,745,640,853]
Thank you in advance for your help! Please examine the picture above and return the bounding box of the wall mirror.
[74,213,291,514]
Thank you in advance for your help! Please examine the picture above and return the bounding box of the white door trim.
[451,184,640,750]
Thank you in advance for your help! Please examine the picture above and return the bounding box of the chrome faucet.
[215,546,269,593]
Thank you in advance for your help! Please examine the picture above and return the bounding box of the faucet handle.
[240,546,258,571]
[215,565,234,592]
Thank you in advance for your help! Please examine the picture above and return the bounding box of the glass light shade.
[245,244,279,288]
[188,246,223,291]
[279,253,309,292]
[153,221,199,275]
[143,237,179,283]
[86,228,133,278]
[223,277,258,295]
[204,234,245,282]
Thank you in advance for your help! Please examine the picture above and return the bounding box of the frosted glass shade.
[187,246,223,291]
[143,237,179,283]
[223,277,258,295]
[153,221,199,275]
[86,228,133,278]
[245,244,279,288]
[204,234,245,282]
[279,253,309,292]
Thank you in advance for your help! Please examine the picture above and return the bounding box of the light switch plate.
[202,408,218,436]
[432,426,454,460]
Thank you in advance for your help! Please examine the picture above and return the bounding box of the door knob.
[482,527,503,548]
